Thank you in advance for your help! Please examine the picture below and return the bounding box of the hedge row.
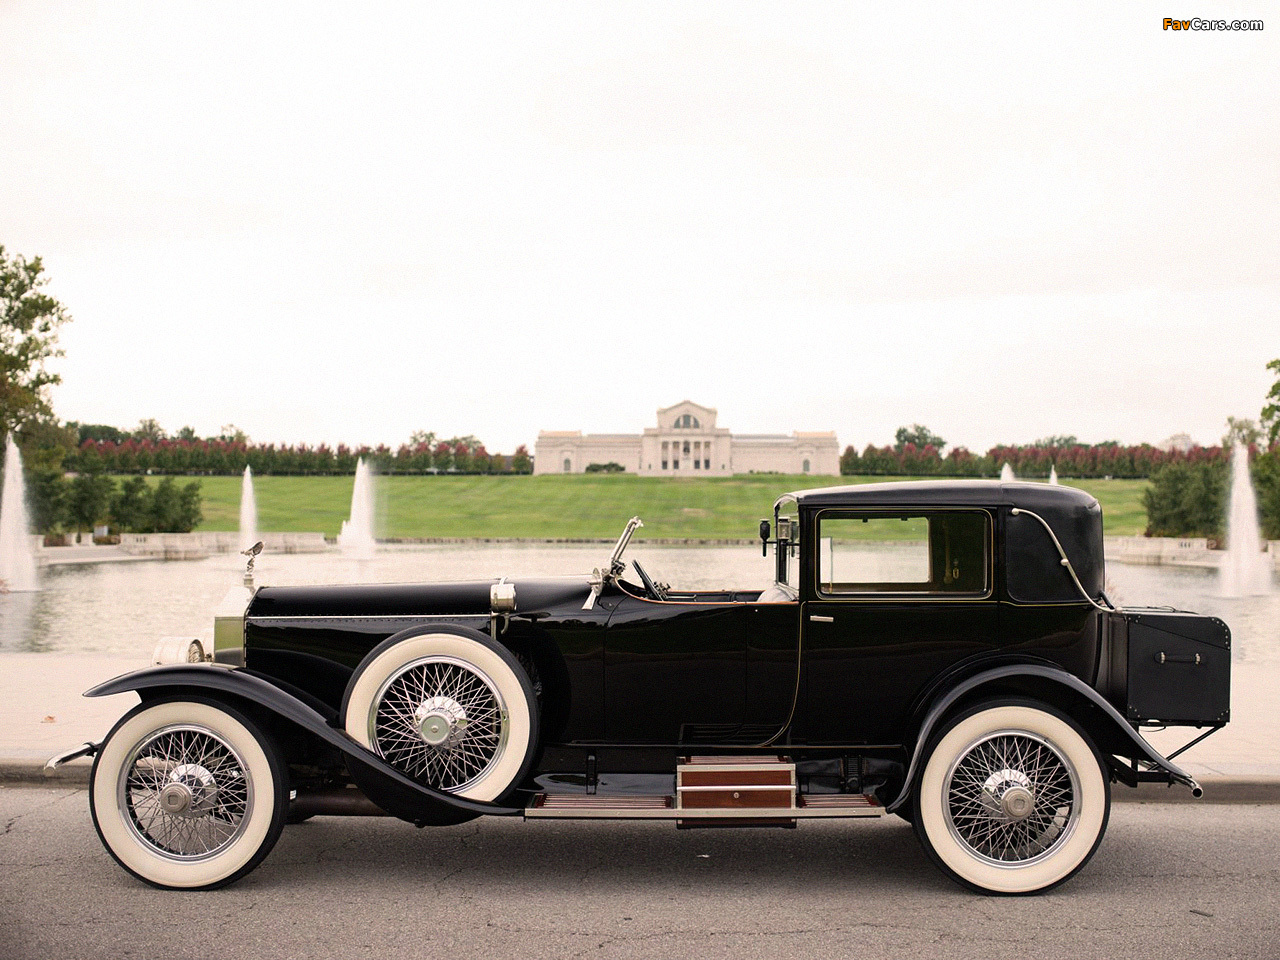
[841,442,1231,479]
[68,439,533,476]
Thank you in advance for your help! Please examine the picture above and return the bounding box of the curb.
[0,758,96,786]
[4,758,1280,804]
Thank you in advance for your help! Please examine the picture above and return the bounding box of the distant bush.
[585,462,625,473]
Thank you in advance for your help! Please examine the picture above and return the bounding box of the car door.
[603,592,748,743]
[802,508,998,745]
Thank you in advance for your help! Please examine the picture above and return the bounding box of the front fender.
[85,664,521,818]
[886,664,1199,812]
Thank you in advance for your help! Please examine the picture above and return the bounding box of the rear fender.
[85,665,520,818]
[887,664,1199,812]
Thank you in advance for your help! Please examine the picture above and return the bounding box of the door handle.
[808,614,834,623]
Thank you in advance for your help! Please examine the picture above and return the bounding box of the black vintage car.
[52,480,1231,894]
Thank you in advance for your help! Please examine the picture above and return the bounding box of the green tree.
[68,470,116,535]
[1032,435,1079,448]
[178,480,202,530]
[69,422,128,444]
[1252,451,1280,540]
[218,424,248,444]
[894,424,946,452]
[839,445,860,475]
[149,477,202,532]
[148,477,178,532]
[1222,416,1262,448]
[0,246,72,437]
[1262,358,1280,446]
[13,418,76,533]
[1143,461,1227,538]
[109,476,153,531]
[133,418,166,442]
[27,462,68,532]
[175,425,198,441]
[511,445,531,474]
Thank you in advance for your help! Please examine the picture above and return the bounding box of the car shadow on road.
[261,814,953,894]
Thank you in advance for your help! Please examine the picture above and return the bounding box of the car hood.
[246,576,592,620]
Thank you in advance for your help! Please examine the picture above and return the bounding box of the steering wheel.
[631,559,667,601]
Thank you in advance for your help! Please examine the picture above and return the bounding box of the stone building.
[533,401,840,476]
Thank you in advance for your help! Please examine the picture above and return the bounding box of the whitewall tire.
[90,697,287,890]
[912,700,1110,894]
[344,630,537,803]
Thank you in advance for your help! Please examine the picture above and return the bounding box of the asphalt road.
[3,787,1278,960]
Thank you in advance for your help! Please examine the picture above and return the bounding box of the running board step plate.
[525,792,884,820]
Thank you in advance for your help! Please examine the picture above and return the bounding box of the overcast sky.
[2,2,1275,454]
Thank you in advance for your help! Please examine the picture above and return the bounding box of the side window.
[817,511,989,596]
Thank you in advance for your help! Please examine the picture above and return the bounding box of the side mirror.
[759,519,771,556]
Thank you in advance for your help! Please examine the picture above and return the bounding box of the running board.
[527,754,885,822]
[524,792,884,820]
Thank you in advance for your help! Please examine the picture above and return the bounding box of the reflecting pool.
[0,544,1275,667]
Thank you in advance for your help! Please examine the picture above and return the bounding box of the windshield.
[606,516,644,579]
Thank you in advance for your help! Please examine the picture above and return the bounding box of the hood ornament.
[241,541,264,588]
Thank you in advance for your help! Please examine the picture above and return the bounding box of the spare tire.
[342,626,538,807]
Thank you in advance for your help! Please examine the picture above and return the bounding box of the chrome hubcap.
[158,782,192,815]
[414,696,468,747]
[944,730,1079,866]
[159,762,219,818]
[980,768,1035,820]
[1000,785,1034,820]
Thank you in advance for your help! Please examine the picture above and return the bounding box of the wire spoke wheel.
[345,630,537,806]
[371,655,509,794]
[91,698,287,890]
[118,723,254,861]
[943,731,1079,867]
[914,700,1110,894]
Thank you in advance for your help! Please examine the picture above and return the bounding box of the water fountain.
[0,434,39,592]
[1000,463,1016,482]
[1049,465,1059,485]
[239,465,258,552]
[338,457,376,559]
[1220,442,1272,597]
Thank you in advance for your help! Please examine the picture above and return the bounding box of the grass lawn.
[182,474,1151,540]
